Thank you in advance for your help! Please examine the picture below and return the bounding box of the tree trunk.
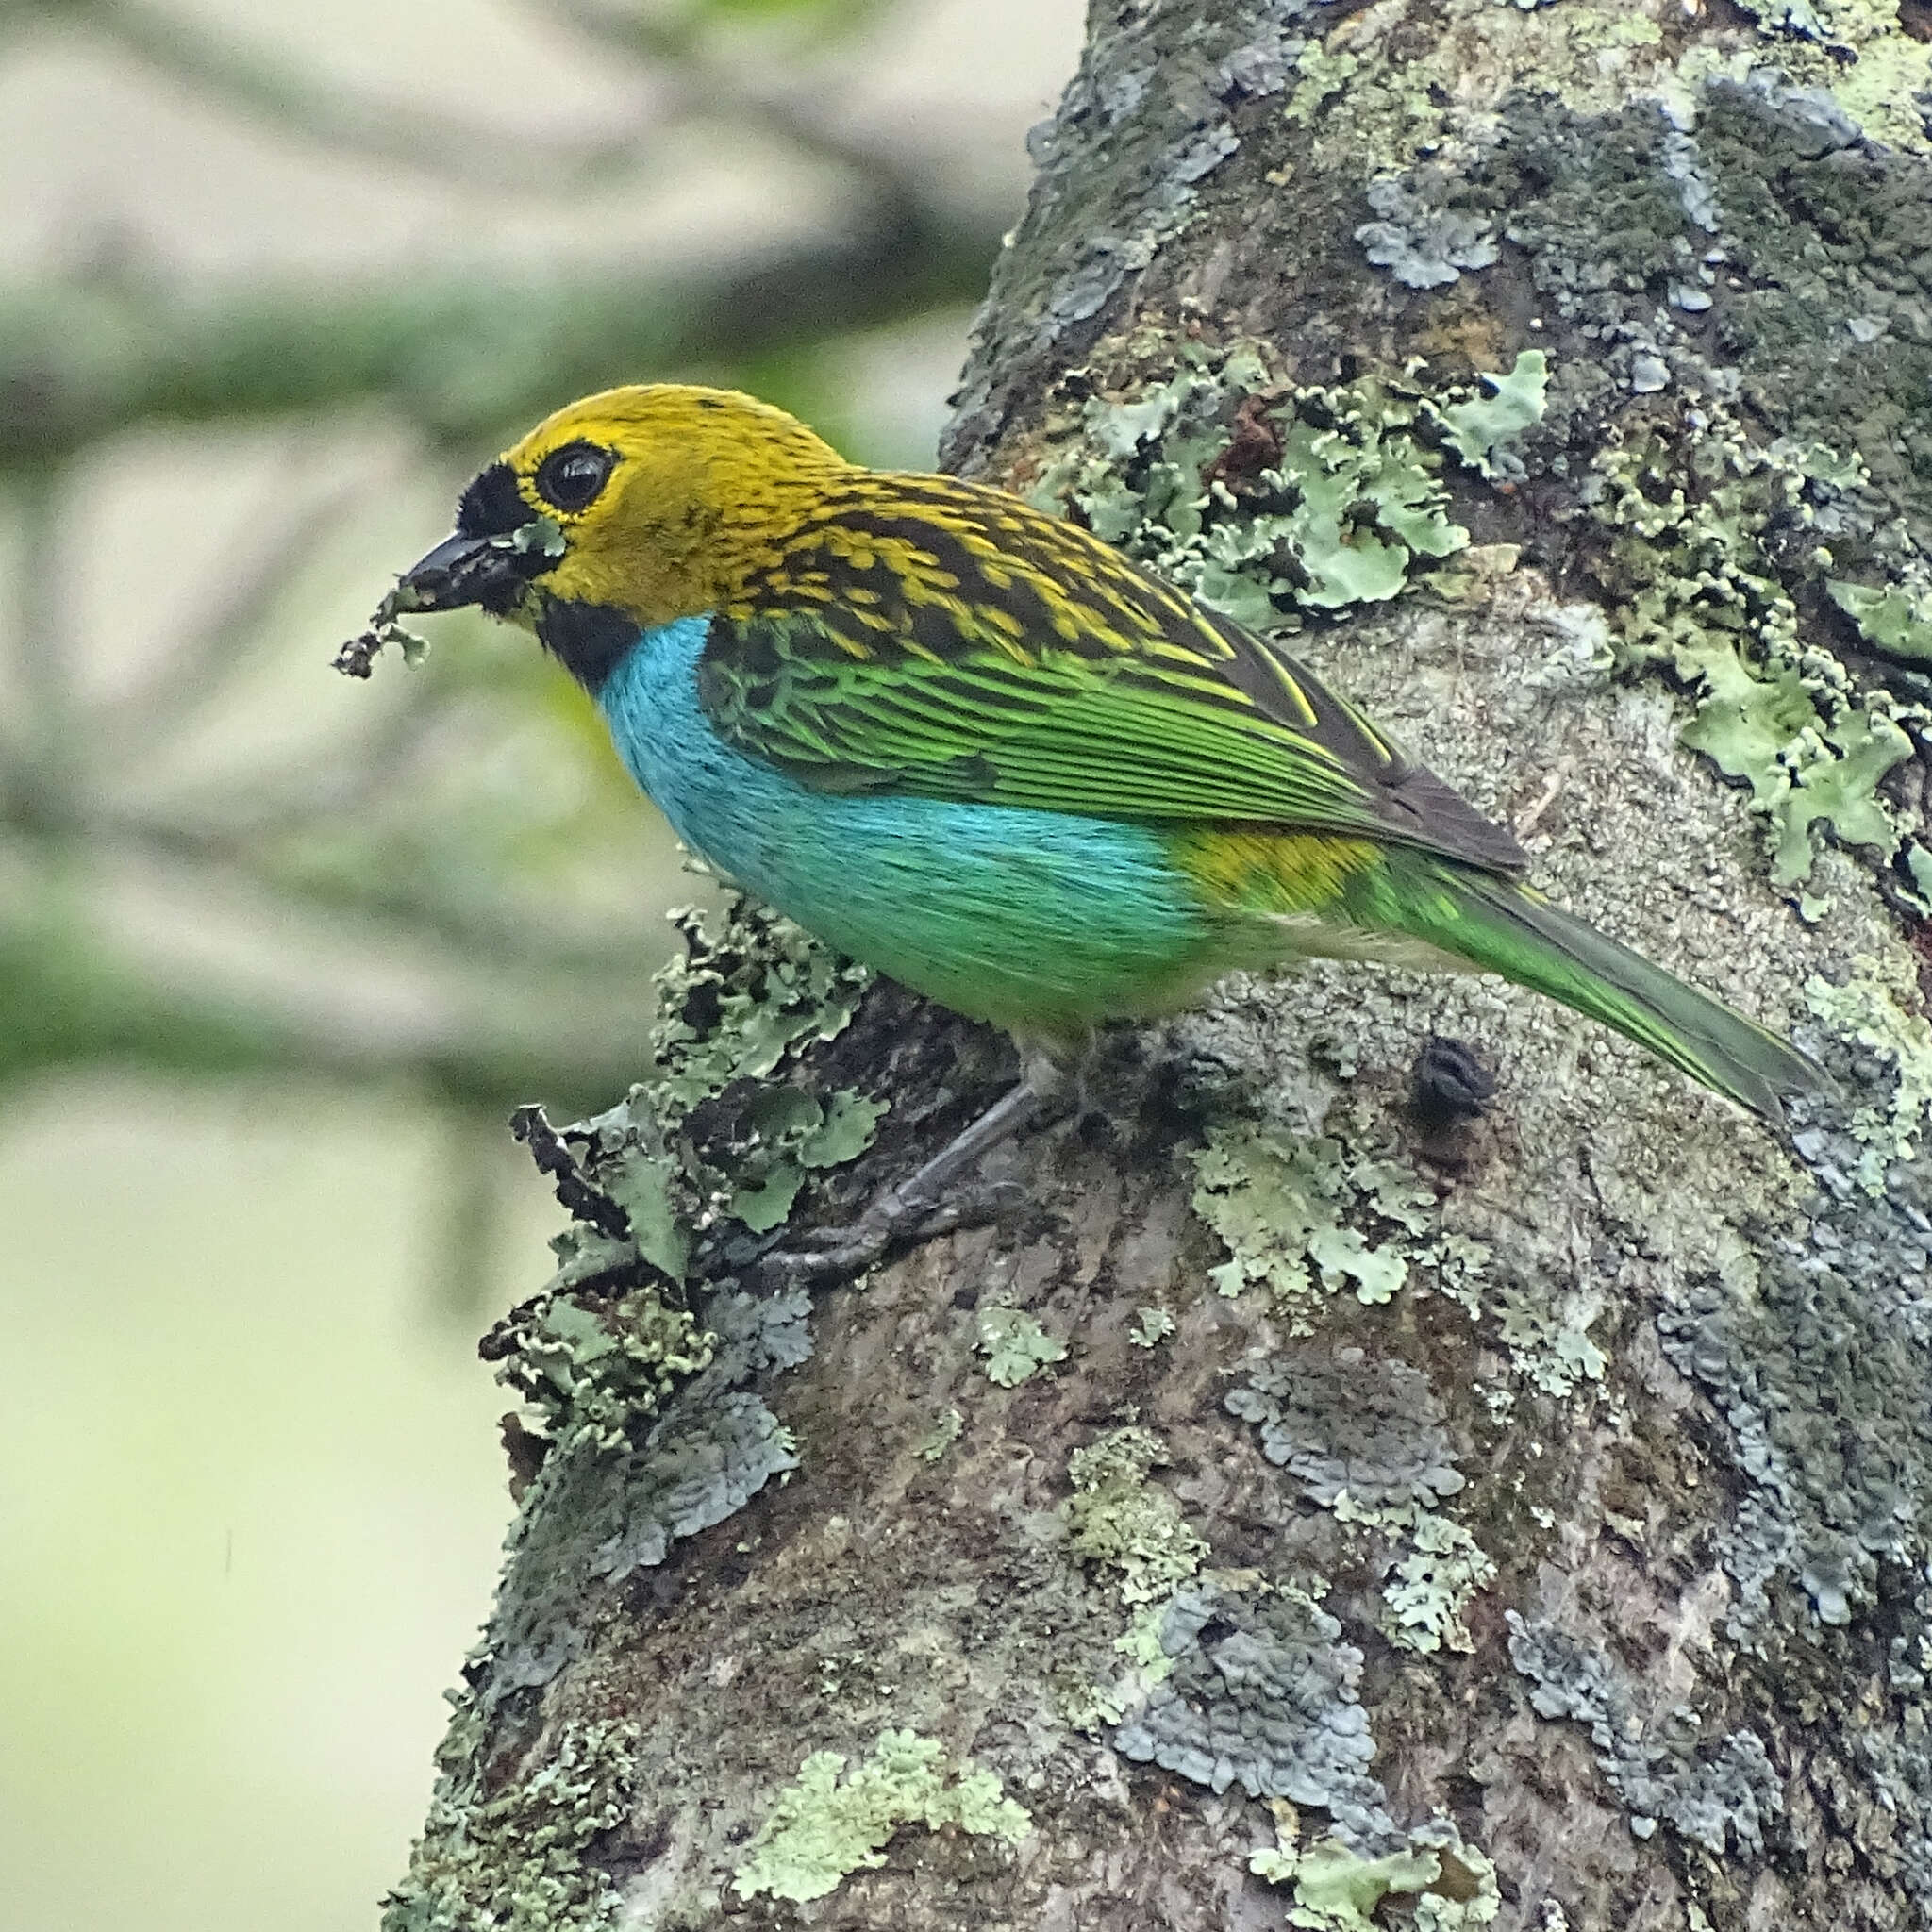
[385,4,1932,1928]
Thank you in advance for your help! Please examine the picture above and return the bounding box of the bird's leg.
[767,1046,1077,1283]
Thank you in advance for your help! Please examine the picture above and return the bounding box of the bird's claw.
[764,1180,1023,1284]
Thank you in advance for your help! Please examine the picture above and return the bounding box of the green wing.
[699,473,1526,874]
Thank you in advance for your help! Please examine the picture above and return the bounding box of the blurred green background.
[0,2,1079,1924]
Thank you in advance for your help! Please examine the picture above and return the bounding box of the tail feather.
[1384,858,1828,1127]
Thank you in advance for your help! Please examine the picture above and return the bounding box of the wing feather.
[697,474,1526,874]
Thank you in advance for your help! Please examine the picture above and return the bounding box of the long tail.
[1374,854,1827,1126]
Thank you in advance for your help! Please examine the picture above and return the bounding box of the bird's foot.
[763,1050,1074,1285]
[765,1179,1024,1283]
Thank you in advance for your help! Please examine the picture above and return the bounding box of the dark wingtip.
[1388,764,1530,876]
[1757,1042,1841,1138]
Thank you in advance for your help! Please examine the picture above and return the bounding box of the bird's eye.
[534,441,615,514]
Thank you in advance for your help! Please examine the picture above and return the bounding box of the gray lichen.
[1113,1581,1397,1850]
[1655,1077,1932,1638]
[1225,1348,1496,1655]
[1225,1348,1465,1511]
[487,1285,811,1696]
[1356,172,1499,290]
[1507,1612,1784,1857]
[1806,957,1932,1191]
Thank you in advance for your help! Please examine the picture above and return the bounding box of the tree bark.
[385,4,1932,1928]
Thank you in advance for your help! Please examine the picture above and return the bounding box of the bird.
[366,382,1825,1271]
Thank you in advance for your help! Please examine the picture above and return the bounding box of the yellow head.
[396,384,851,684]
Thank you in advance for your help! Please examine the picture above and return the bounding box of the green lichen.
[1128,1304,1176,1347]
[1594,424,1920,888]
[730,1728,1032,1905]
[1274,1842,1442,1930]
[383,1717,639,1932]
[1266,408,1469,608]
[1419,71,1932,909]
[1066,1424,1210,1605]
[1356,1500,1498,1657]
[558,894,884,1269]
[1113,1599,1174,1673]
[1438,352,1548,479]
[1058,1593,1185,1733]
[914,1406,962,1462]
[1189,1124,1417,1324]
[1806,958,1932,1191]
[1027,341,1545,634]
[650,893,872,1115]
[724,1085,890,1234]
[1283,42,1368,132]
[1059,1425,1211,1726]
[1829,578,1932,666]
[597,1136,688,1283]
[499,1287,717,1452]
[1249,1809,1501,1932]
[974,1304,1069,1386]
[1494,1284,1608,1399]
[391,885,879,1917]
[1187,1106,1544,1373]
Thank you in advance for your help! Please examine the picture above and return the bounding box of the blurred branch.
[0,198,1007,463]
[543,0,703,61]
[541,0,900,65]
[75,803,660,974]
[6,469,81,832]
[99,465,368,754]
[428,1100,509,1323]
[0,897,647,1102]
[65,0,657,191]
[535,0,928,214]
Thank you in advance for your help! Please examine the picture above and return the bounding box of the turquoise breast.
[597,616,1249,1040]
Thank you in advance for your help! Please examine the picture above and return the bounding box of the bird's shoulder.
[719,469,1196,664]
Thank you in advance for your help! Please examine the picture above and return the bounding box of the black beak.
[335,467,569,679]
[394,529,545,616]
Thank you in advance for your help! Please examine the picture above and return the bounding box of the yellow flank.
[1168,827,1383,912]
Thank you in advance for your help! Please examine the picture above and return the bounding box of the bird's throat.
[534,597,643,692]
